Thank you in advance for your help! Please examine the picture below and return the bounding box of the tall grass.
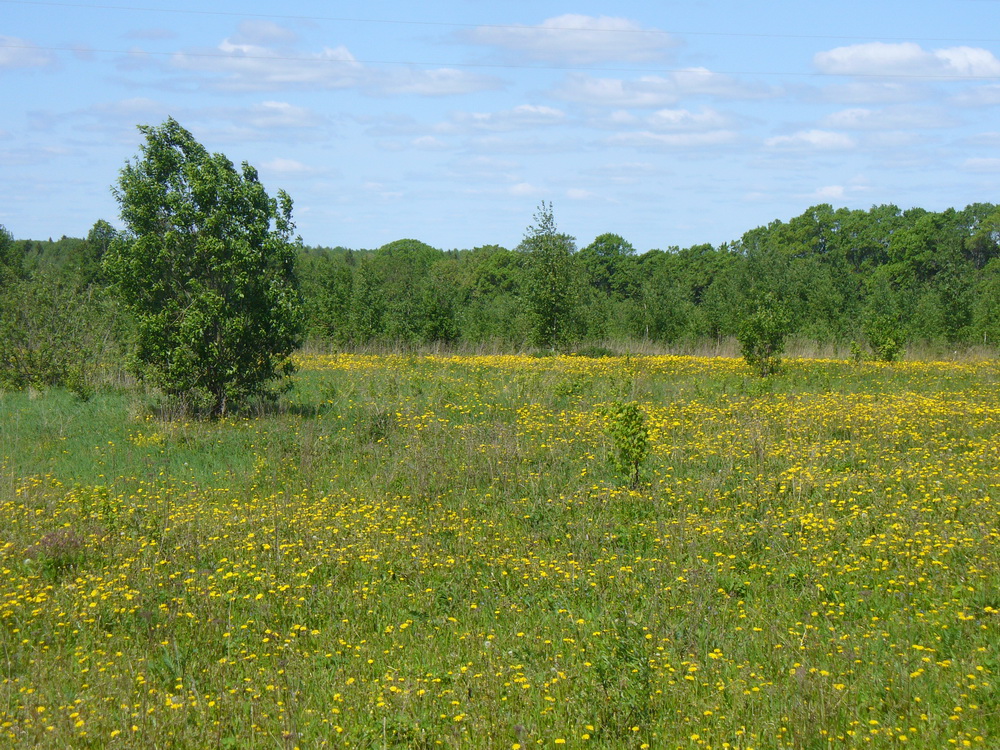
[1,354,998,748]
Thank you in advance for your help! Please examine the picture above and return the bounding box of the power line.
[4,0,1000,44]
[3,40,1000,80]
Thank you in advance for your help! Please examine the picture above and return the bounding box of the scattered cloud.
[805,183,870,201]
[451,104,566,131]
[237,100,324,129]
[951,84,1000,107]
[821,105,958,130]
[172,40,364,90]
[765,130,856,150]
[461,14,675,64]
[171,34,501,96]
[125,28,177,41]
[412,135,448,150]
[374,67,502,97]
[260,157,316,175]
[607,129,739,149]
[509,182,542,196]
[231,20,298,46]
[646,107,732,131]
[0,36,57,70]
[815,42,1000,79]
[566,188,601,200]
[820,81,928,105]
[962,157,1000,172]
[554,70,777,108]
[963,131,1000,146]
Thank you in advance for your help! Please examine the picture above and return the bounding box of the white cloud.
[232,20,298,46]
[646,107,731,131]
[821,81,926,105]
[951,84,1000,107]
[765,130,856,150]
[963,157,1000,173]
[554,70,777,108]
[412,135,448,150]
[452,104,566,131]
[0,36,57,70]
[509,182,542,196]
[964,131,1000,146]
[821,105,957,130]
[806,183,870,201]
[607,130,739,148]
[462,14,674,64]
[376,67,502,97]
[242,101,323,129]
[815,42,1000,79]
[260,158,316,175]
[171,35,500,96]
[566,188,599,200]
[173,41,363,90]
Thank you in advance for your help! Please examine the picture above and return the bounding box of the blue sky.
[2,0,1000,251]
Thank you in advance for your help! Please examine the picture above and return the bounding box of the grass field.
[1,353,998,748]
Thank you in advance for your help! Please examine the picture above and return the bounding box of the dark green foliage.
[737,294,791,377]
[104,118,303,417]
[864,314,905,362]
[0,224,22,289]
[519,202,580,349]
[604,400,650,488]
[0,270,117,397]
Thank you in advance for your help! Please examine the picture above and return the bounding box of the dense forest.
[3,201,1000,391]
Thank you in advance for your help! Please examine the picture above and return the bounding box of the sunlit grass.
[1,354,998,747]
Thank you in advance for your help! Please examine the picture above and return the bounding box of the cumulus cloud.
[821,105,957,130]
[0,36,57,70]
[951,84,1000,107]
[963,157,1000,173]
[260,157,316,175]
[461,14,675,64]
[554,70,777,108]
[240,101,323,129]
[815,42,1000,78]
[411,135,448,150]
[452,104,566,131]
[171,34,500,96]
[646,107,731,131]
[820,81,927,105]
[231,20,298,46]
[765,130,856,150]
[509,182,542,196]
[806,183,870,201]
[607,129,739,149]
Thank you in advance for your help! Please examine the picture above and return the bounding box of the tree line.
[4,116,1000,412]
[295,201,1000,355]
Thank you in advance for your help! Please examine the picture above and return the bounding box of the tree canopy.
[104,117,302,416]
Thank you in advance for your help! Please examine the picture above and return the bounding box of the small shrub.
[865,315,905,362]
[604,400,650,488]
[574,345,617,358]
[737,296,791,377]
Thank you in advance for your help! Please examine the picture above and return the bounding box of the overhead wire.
[3,0,1000,44]
[3,0,1000,79]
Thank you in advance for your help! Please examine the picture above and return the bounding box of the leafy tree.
[579,233,638,299]
[81,220,117,286]
[737,293,791,376]
[0,224,23,291]
[104,118,303,417]
[519,202,579,349]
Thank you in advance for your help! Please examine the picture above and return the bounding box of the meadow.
[1,353,998,749]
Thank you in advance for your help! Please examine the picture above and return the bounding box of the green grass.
[1,353,999,748]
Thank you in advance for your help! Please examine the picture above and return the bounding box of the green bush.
[604,400,650,488]
[737,295,791,377]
